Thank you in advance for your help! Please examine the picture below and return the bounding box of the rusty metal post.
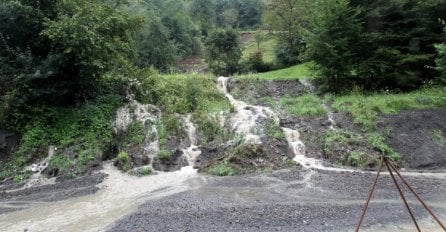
[355,156,385,232]
[387,160,446,231]
[384,157,421,232]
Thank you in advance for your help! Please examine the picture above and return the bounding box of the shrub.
[117,151,131,172]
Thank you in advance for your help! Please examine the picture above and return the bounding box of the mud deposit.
[378,109,446,169]
[109,169,446,232]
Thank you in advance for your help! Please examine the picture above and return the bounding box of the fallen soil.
[109,168,446,232]
[378,109,446,170]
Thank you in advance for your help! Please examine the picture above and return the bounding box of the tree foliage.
[0,0,141,129]
[205,28,242,75]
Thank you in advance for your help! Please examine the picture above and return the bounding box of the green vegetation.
[117,151,131,172]
[368,133,400,162]
[134,73,231,114]
[242,32,277,63]
[280,94,327,117]
[208,160,238,176]
[265,119,284,140]
[205,28,242,75]
[193,113,230,144]
[346,151,373,168]
[433,129,446,146]
[140,166,153,176]
[323,130,360,158]
[121,121,145,148]
[0,95,123,180]
[333,87,446,131]
[236,62,313,80]
[156,149,172,160]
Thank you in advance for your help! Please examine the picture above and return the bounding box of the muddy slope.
[378,109,446,169]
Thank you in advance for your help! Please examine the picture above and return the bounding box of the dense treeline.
[300,0,446,92]
[1,0,446,130]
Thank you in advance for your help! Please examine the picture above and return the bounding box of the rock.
[152,149,188,172]
[0,130,19,159]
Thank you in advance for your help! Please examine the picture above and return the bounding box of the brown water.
[0,164,199,232]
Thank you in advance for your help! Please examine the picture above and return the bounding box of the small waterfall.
[217,77,279,145]
[217,76,322,168]
[181,114,201,166]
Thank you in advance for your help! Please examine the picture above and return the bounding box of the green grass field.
[236,62,314,80]
[241,32,277,63]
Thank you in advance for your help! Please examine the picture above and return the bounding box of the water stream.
[0,77,445,231]
[0,164,199,232]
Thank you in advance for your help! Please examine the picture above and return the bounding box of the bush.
[246,52,272,73]
[117,151,131,172]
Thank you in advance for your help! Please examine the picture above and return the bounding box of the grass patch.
[134,72,231,114]
[368,133,400,162]
[236,62,313,80]
[265,118,284,140]
[208,160,238,176]
[333,87,446,132]
[324,130,361,158]
[433,129,446,145]
[346,151,375,167]
[280,94,327,117]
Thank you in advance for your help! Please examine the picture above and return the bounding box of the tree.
[190,0,216,36]
[0,0,141,129]
[205,28,242,75]
[264,0,308,66]
[435,24,446,83]
[305,0,364,92]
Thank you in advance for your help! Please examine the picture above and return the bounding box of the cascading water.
[217,77,279,145]
[181,114,201,166]
[217,76,324,169]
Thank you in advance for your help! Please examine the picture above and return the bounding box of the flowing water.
[181,114,202,165]
[1,77,445,231]
[0,164,199,232]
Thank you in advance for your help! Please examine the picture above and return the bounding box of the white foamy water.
[217,76,279,145]
[217,77,446,178]
[182,114,201,165]
[0,163,198,232]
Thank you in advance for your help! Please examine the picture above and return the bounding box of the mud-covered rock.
[152,149,188,172]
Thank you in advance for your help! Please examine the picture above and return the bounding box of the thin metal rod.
[355,156,385,232]
[384,157,421,232]
[387,160,446,231]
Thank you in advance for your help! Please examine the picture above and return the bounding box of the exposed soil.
[378,109,446,170]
